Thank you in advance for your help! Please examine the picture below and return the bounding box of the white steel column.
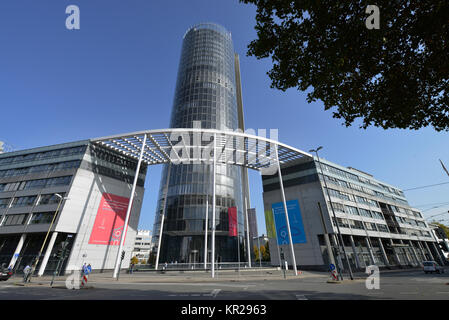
[399,240,412,265]
[365,238,376,265]
[204,196,209,270]
[155,162,172,270]
[211,133,217,278]
[408,240,420,265]
[275,144,298,276]
[245,197,251,268]
[9,234,26,269]
[349,235,361,269]
[431,242,445,265]
[333,234,344,271]
[378,238,390,266]
[38,232,58,276]
[390,239,401,266]
[417,241,427,260]
[113,134,147,279]
[423,241,435,261]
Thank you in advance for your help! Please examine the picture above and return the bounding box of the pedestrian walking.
[81,263,87,274]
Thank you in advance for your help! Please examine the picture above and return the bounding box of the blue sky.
[1,0,449,234]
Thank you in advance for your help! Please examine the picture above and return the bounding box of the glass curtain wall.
[152,23,246,265]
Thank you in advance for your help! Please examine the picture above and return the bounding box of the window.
[332,217,350,228]
[371,211,385,220]
[11,196,36,208]
[364,222,378,231]
[22,176,72,191]
[346,206,359,216]
[349,219,365,230]
[30,212,56,224]
[38,193,65,206]
[359,208,372,218]
[376,224,389,233]
[0,198,10,208]
[2,214,28,226]
[330,202,346,213]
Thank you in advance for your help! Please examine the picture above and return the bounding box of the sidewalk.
[9,266,422,286]
[10,268,328,285]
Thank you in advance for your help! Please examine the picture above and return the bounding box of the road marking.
[399,292,419,294]
[203,289,221,298]
[436,292,449,294]
[105,282,255,288]
[366,292,384,294]
[296,294,308,300]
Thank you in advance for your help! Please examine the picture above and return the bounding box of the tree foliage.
[241,0,449,130]
[130,256,139,265]
[262,242,270,261]
[431,221,449,238]
[254,245,260,261]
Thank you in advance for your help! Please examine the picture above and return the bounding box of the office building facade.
[262,157,446,270]
[132,229,152,263]
[0,140,145,275]
[152,23,249,264]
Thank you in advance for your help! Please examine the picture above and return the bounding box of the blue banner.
[272,199,307,245]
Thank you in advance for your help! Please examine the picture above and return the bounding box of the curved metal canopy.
[91,128,312,173]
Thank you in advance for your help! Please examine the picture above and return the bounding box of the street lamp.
[28,193,67,282]
[309,146,354,280]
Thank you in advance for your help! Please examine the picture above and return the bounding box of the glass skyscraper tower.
[152,23,250,265]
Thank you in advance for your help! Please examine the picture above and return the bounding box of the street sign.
[86,265,92,274]
[329,263,335,271]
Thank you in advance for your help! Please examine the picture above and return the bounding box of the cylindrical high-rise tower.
[152,23,248,265]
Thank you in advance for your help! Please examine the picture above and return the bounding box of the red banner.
[88,193,130,245]
[228,207,237,237]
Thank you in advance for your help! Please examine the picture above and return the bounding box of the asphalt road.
[1,268,449,300]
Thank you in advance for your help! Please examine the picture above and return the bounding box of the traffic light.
[121,251,125,260]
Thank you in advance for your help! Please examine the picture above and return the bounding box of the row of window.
[165,194,236,208]
[332,216,431,237]
[1,211,57,226]
[330,199,427,229]
[0,160,80,178]
[396,216,427,228]
[325,187,379,207]
[0,176,72,192]
[321,174,417,217]
[332,217,389,232]
[320,163,404,199]
[332,217,390,233]
[390,205,422,219]
[330,202,386,220]
[90,146,141,172]
[167,183,236,199]
[0,146,86,166]
[0,193,66,209]
[401,228,431,238]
